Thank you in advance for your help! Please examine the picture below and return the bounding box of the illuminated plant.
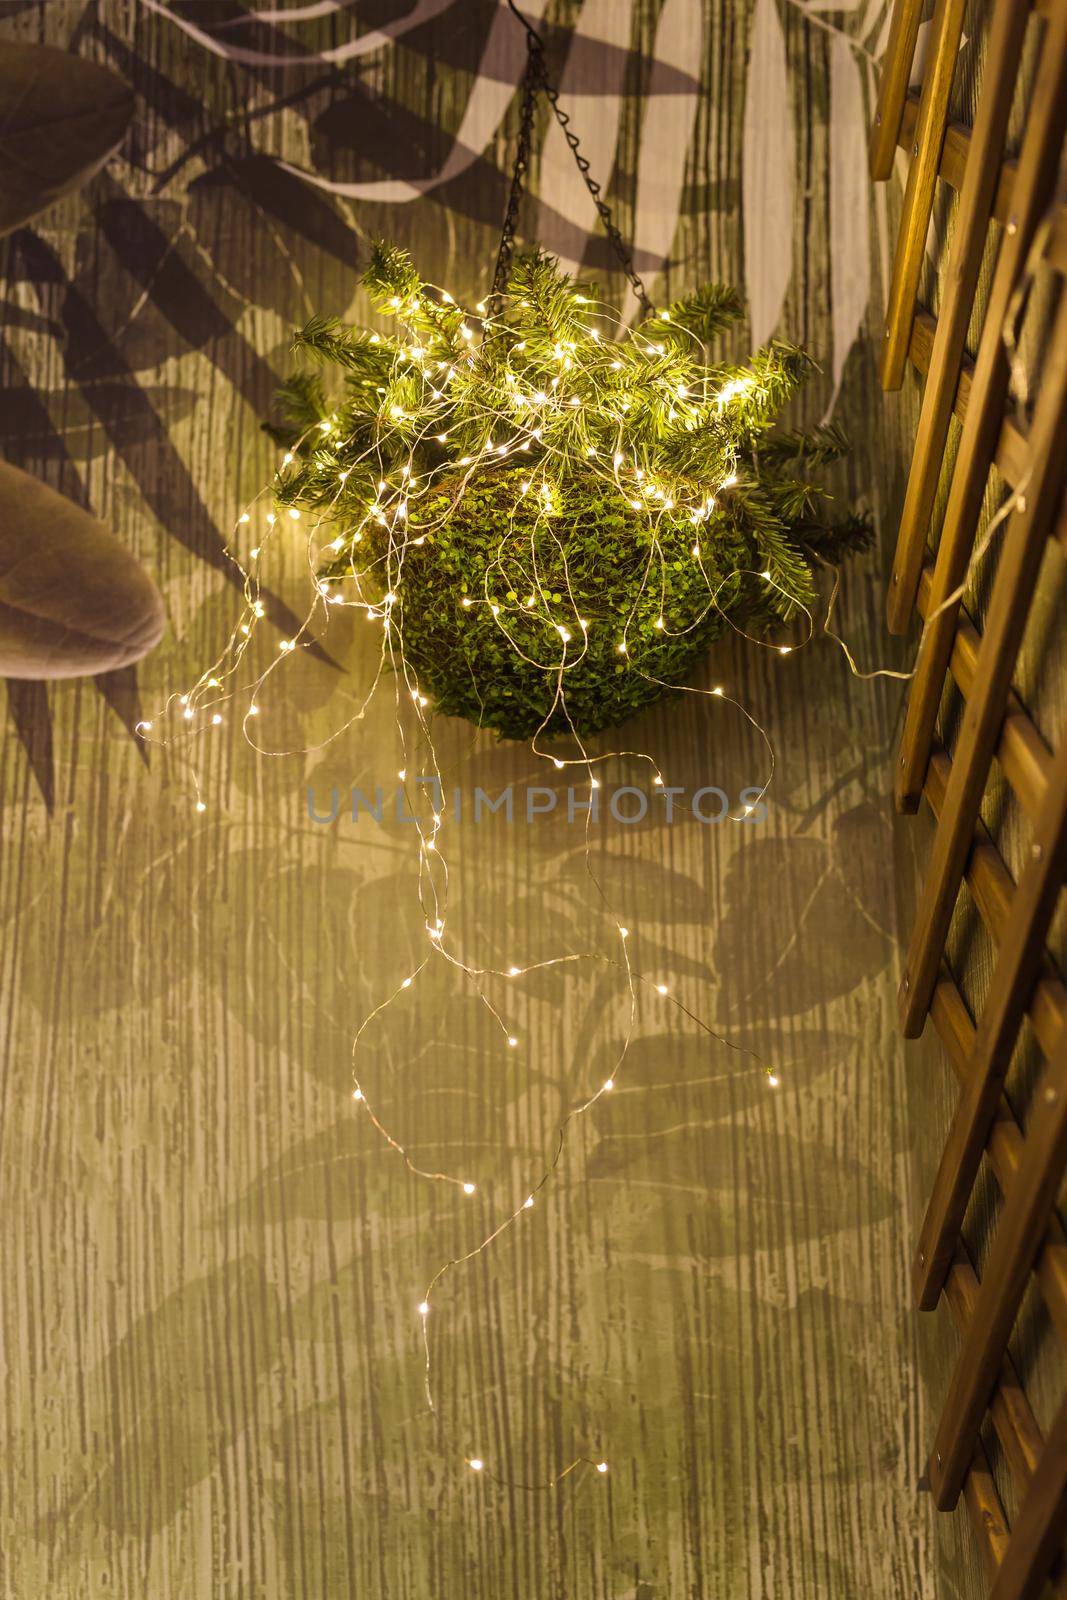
[268,243,870,740]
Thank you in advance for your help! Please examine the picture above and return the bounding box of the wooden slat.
[895,16,1067,816]
[898,287,1067,1035]
[907,315,1067,553]
[965,1444,1015,1578]
[913,718,1067,1307]
[917,567,1054,822]
[880,0,968,391]
[924,749,1067,1065]
[897,94,1067,276]
[870,0,925,180]
[927,1040,1067,1508]
[929,969,1067,1350]
[945,1248,1045,1486]
[988,1395,1067,1600]
[887,0,1031,621]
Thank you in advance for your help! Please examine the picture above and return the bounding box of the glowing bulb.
[195,800,207,813]
[553,759,564,770]
[603,1078,614,1091]
[617,641,627,655]
[418,1301,430,1315]
[211,713,222,726]
[283,452,293,465]
[138,720,152,732]
[508,966,520,977]
[653,775,663,786]
[590,777,600,789]
[462,1182,476,1195]
[507,1036,518,1048]
[523,1196,534,1209]
[183,708,194,721]
[654,617,665,630]
[762,569,772,581]
[557,626,571,642]
[248,704,259,717]
[779,645,792,655]
[656,983,669,995]
[712,686,724,697]
[401,977,413,989]
[279,639,294,652]
[596,1461,609,1473]
[462,597,472,607]
[352,1088,364,1100]
[469,1459,483,1472]
[768,1073,780,1088]
[619,926,629,938]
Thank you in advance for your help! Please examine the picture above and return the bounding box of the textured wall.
[0,2,932,1596]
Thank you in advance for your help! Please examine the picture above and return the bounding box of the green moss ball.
[358,461,761,740]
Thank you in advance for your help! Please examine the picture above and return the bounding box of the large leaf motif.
[223,1114,529,1227]
[43,1258,280,1543]
[712,834,890,1018]
[0,460,164,678]
[0,44,133,238]
[631,0,703,299]
[536,0,632,275]
[826,35,871,414]
[587,1122,898,1255]
[186,156,361,324]
[742,0,794,345]
[0,382,199,460]
[555,847,712,926]
[589,1025,857,1134]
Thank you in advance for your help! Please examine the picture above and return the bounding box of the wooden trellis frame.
[871,0,1067,1593]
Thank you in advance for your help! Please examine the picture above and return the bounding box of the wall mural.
[0,2,933,1597]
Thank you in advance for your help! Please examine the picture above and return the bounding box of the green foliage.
[270,245,870,739]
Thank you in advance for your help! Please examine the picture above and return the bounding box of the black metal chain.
[491,1,654,317]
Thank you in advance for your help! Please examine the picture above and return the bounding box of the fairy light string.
[138,253,894,1492]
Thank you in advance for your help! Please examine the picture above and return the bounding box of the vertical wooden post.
[886,0,1031,627]
[880,0,968,391]
[869,0,925,180]
[927,1049,1067,1508]
[898,286,1067,1037]
[988,1396,1067,1600]
[894,9,1067,815]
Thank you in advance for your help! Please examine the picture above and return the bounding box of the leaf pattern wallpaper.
[0,2,934,1596]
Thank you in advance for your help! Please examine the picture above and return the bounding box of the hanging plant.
[267,244,870,739]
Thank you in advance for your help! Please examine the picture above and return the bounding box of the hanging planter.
[263,6,868,740]
[269,246,869,739]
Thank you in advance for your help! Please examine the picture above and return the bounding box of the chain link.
[491,3,654,317]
